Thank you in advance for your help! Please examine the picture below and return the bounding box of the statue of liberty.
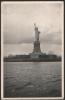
[30,23,42,59]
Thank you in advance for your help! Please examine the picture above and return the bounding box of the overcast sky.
[1,1,64,56]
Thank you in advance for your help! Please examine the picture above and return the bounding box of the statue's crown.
[34,23,38,29]
[34,23,36,27]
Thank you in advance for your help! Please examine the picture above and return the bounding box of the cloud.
[40,31,62,45]
[4,30,62,45]
[2,2,63,51]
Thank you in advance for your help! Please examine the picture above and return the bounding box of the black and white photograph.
[1,1,64,99]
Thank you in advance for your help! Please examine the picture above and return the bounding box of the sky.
[1,1,64,56]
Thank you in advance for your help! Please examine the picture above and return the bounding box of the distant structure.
[4,24,61,62]
[30,24,43,59]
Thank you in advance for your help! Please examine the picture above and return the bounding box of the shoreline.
[4,59,61,62]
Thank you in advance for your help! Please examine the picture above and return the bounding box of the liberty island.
[4,24,61,62]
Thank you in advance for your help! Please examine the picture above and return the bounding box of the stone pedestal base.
[33,40,41,53]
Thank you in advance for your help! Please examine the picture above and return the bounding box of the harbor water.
[4,62,62,97]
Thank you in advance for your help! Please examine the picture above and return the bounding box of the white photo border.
[1,1,64,100]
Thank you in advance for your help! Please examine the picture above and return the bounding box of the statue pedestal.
[30,40,43,59]
[30,52,43,59]
[33,40,41,53]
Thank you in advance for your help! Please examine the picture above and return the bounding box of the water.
[4,62,62,97]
